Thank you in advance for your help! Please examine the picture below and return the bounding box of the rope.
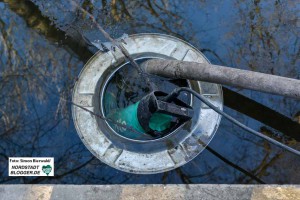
[25,66,152,139]
[70,1,156,91]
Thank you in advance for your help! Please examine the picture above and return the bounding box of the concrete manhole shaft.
[72,34,223,174]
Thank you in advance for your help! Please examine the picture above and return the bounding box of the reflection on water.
[0,0,299,184]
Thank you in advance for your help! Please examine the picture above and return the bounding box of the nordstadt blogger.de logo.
[8,157,54,176]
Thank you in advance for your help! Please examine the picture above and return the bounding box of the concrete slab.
[0,185,299,200]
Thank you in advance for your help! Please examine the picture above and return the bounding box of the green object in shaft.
[108,102,172,139]
[149,112,172,131]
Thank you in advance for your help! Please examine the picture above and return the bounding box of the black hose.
[166,87,300,157]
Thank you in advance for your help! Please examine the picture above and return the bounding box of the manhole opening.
[73,34,223,173]
[102,57,191,141]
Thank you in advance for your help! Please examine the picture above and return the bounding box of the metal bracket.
[137,91,194,137]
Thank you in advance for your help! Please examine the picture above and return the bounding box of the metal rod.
[144,59,300,100]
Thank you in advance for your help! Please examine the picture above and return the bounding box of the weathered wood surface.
[144,59,300,100]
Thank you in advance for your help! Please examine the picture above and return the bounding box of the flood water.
[0,0,299,184]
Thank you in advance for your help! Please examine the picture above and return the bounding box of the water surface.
[0,0,299,184]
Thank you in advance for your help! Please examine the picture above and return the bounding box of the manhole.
[72,33,223,174]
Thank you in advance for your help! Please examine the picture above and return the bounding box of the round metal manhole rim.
[72,33,223,174]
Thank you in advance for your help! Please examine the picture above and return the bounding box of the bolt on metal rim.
[72,33,223,174]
